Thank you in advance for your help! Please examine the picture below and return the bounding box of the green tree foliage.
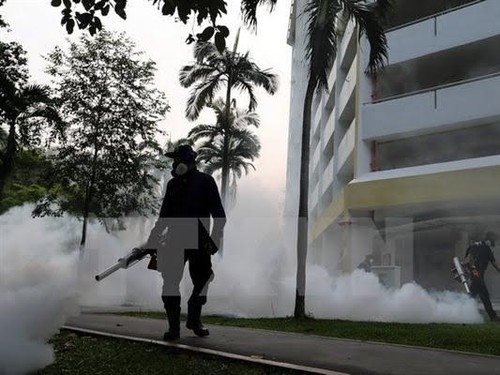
[188,98,260,209]
[0,150,56,214]
[293,0,391,318]
[0,2,63,202]
[179,40,277,203]
[0,41,61,199]
[0,41,29,90]
[49,0,277,51]
[40,30,169,250]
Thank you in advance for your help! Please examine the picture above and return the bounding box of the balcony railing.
[371,71,500,105]
[385,0,483,32]
[337,119,356,173]
[322,156,335,196]
[362,72,500,140]
[323,108,335,149]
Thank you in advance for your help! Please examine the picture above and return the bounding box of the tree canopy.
[39,30,169,247]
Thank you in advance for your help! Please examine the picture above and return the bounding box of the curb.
[61,325,349,375]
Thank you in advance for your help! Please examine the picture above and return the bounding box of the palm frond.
[341,0,391,73]
[19,84,52,104]
[18,104,61,124]
[188,124,221,142]
[241,68,279,95]
[208,98,227,120]
[305,0,340,92]
[193,41,221,62]
[179,64,219,88]
[233,80,258,112]
[240,0,278,29]
[185,78,223,120]
[236,55,279,94]
[232,109,260,129]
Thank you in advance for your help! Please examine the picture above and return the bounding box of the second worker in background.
[464,231,500,322]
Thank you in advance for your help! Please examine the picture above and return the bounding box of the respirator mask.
[167,145,197,177]
[173,161,189,176]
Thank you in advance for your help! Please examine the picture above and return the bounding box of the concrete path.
[64,313,500,375]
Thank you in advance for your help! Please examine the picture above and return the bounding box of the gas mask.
[173,161,189,177]
[167,146,197,177]
[174,162,189,176]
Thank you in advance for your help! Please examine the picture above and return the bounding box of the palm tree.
[188,98,261,209]
[294,0,392,318]
[0,76,61,199]
[179,37,277,204]
[196,132,261,208]
[240,0,279,28]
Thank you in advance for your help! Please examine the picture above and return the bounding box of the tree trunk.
[294,78,315,318]
[0,120,17,200]
[220,77,232,206]
[221,34,239,207]
[79,182,91,256]
[79,146,99,255]
[80,209,88,254]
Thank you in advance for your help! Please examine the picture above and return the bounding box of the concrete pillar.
[385,218,414,284]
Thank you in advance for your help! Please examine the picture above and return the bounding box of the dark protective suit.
[150,167,226,333]
[465,242,498,320]
[357,256,373,273]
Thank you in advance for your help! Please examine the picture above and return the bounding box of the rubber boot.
[162,296,181,340]
[186,297,209,337]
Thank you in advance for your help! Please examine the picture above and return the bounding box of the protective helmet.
[165,144,197,163]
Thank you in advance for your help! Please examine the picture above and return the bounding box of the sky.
[1,0,293,198]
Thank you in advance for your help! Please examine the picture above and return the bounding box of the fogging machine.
[451,256,471,294]
[95,247,157,282]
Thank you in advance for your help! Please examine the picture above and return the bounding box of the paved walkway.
[64,313,500,375]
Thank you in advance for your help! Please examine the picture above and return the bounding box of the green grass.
[119,311,500,356]
[39,331,305,375]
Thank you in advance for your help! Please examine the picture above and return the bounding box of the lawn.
[119,311,500,356]
[39,331,305,375]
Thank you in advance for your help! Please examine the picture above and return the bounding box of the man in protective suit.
[357,255,374,273]
[464,231,500,322]
[146,145,226,340]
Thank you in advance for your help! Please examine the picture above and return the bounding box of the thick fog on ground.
[0,206,79,375]
[0,178,485,373]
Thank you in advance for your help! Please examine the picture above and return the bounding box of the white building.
[285,0,500,296]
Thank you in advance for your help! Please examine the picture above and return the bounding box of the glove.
[144,233,161,251]
[147,252,158,271]
[202,238,218,255]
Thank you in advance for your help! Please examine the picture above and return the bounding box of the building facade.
[285,0,500,296]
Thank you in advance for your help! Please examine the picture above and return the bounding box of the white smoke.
[0,205,164,374]
[0,205,80,374]
[305,267,482,324]
[202,183,483,324]
[77,216,162,309]
[0,182,484,374]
